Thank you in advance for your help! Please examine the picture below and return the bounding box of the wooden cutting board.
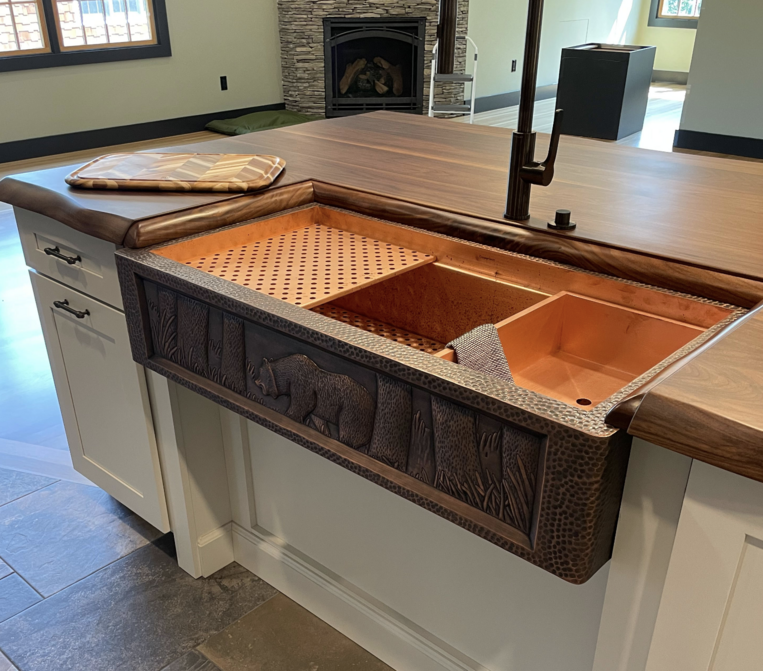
[65,152,286,193]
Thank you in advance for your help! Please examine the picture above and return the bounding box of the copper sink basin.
[154,204,735,411]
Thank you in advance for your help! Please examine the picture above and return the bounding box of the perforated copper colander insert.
[312,304,447,354]
[183,223,433,307]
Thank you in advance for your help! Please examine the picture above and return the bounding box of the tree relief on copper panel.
[144,281,542,536]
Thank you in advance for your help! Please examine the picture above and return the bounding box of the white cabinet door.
[30,271,169,532]
[646,460,763,671]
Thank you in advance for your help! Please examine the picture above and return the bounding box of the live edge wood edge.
[608,301,763,483]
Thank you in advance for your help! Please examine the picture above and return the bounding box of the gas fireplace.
[323,17,426,118]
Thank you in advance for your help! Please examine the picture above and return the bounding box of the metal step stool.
[428,36,478,123]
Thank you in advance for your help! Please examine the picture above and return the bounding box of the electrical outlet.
[220,76,228,91]
[511,60,517,73]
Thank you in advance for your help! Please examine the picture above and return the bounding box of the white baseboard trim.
[232,523,489,671]
[198,522,234,576]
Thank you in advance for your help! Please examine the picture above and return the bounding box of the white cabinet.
[646,460,763,671]
[16,208,124,310]
[19,205,170,532]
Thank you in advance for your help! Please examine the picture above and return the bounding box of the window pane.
[0,4,20,52]
[11,2,44,49]
[127,0,150,41]
[104,0,129,43]
[0,0,46,53]
[56,1,85,46]
[55,0,154,49]
[679,0,694,15]
[82,0,108,44]
[659,0,699,18]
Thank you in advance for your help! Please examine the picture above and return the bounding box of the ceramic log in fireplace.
[324,17,426,117]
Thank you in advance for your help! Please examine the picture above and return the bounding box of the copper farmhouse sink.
[118,202,742,583]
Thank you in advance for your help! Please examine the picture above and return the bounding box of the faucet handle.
[520,108,564,187]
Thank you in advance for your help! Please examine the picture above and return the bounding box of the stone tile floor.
[0,466,391,671]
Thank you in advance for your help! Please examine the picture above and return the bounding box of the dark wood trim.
[648,0,699,28]
[124,181,316,247]
[674,129,763,160]
[474,84,557,114]
[0,103,286,164]
[0,0,171,73]
[652,70,689,85]
[0,175,133,244]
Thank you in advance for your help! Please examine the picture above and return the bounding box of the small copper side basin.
[154,204,733,411]
[437,292,704,408]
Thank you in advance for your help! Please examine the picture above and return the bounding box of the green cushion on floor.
[206,110,321,136]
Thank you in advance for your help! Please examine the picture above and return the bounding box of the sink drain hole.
[576,398,592,406]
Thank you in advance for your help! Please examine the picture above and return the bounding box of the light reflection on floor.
[455,82,687,154]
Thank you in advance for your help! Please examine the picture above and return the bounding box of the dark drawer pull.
[44,246,81,265]
[53,300,90,319]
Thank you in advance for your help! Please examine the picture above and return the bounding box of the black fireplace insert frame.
[323,17,427,118]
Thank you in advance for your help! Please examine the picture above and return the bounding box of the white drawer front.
[29,271,169,531]
[16,207,123,309]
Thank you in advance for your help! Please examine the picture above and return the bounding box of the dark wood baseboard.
[474,84,557,114]
[674,129,763,160]
[0,102,286,164]
[652,70,689,85]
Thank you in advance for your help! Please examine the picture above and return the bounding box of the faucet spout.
[505,0,563,221]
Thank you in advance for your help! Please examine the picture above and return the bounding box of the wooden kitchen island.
[2,112,763,671]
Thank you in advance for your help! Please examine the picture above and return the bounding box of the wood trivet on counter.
[65,152,286,193]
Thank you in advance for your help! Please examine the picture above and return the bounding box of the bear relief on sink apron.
[143,282,542,538]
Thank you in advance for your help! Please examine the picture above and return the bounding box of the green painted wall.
[634,0,696,72]
[0,0,283,144]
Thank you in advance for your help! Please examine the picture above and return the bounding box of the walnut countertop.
[2,111,763,482]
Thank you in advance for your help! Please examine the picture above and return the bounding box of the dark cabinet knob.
[548,208,577,231]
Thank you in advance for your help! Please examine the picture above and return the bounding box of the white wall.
[679,0,763,140]
[468,0,643,98]
[0,0,283,144]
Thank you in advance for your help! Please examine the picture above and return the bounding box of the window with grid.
[1,0,157,58]
[0,1,49,55]
[658,0,702,19]
[54,0,155,50]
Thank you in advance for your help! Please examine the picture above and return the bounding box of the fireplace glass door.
[324,18,426,117]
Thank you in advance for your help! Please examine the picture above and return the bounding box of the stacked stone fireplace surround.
[277,0,470,116]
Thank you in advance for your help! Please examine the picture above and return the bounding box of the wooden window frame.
[0,0,52,56]
[0,0,169,72]
[648,0,700,29]
[53,0,157,52]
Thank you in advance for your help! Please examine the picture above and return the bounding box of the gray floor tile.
[0,469,56,508]
[0,481,161,596]
[162,649,221,671]
[0,575,40,624]
[0,537,277,671]
[0,649,18,671]
[200,593,392,671]
[0,563,10,581]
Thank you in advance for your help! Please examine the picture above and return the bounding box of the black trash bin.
[556,43,656,141]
